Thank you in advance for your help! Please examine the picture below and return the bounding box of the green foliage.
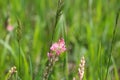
[0,0,120,80]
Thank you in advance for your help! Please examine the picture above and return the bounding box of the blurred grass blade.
[105,8,120,80]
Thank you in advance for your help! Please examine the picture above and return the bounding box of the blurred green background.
[0,0,120,80]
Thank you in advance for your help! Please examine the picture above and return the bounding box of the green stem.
[18,40,21,76]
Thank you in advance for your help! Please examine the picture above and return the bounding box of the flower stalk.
[6,66,17,80]
[43,38,66,80]
[78,56,85,80]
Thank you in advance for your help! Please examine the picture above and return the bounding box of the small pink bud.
[7,25,14,32]
[47,52,53,58]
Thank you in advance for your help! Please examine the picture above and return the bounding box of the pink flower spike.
[50,38,66,55]
[7,25,14,32]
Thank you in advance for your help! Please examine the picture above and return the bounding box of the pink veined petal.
[56,50,61,55]
[50,43,59,51]
[58,38,65,45]
[62,47,66,51]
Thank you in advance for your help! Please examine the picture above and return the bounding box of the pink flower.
[7,25,14,32]
[50,38,66,55]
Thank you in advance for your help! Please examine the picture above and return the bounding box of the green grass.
[0,0,120,80]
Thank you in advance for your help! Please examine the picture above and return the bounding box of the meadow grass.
[0,0,120,80]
